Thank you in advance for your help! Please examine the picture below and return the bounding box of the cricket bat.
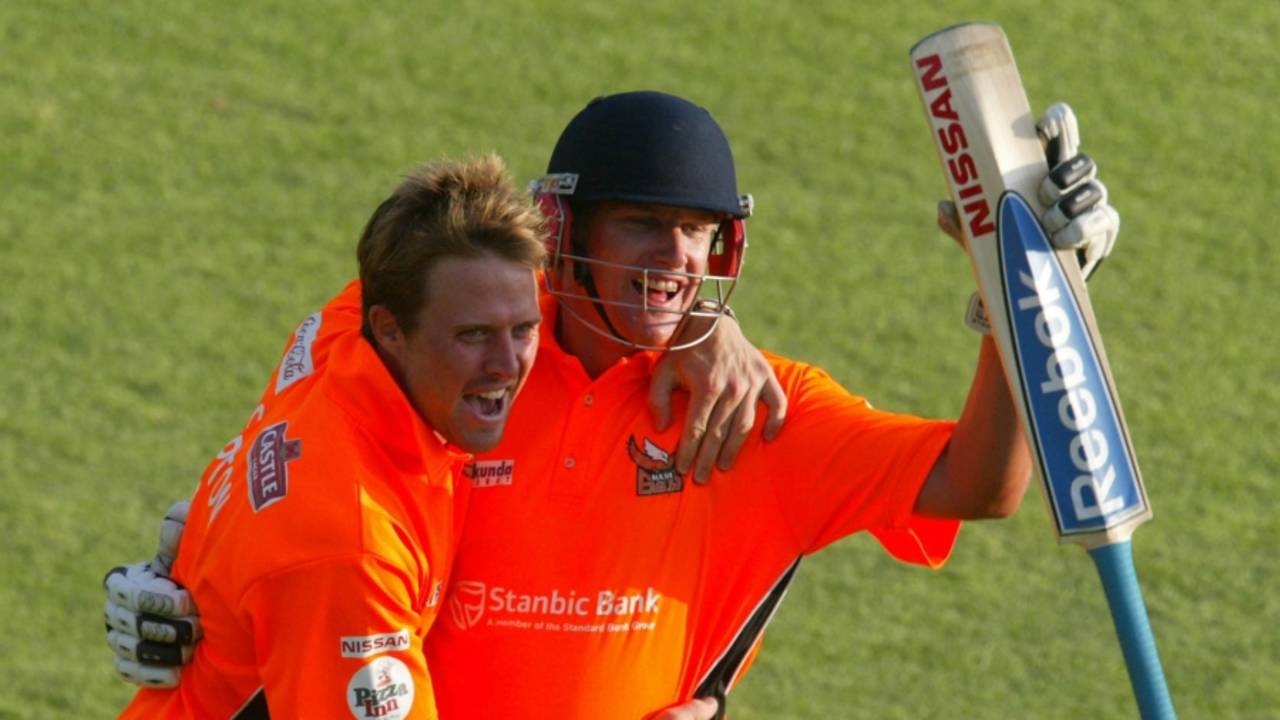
[909,23,1176,719]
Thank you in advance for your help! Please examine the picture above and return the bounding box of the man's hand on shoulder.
[103,500,201,688]
[649,309,787,483]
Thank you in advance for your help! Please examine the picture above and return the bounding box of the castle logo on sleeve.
[275,312,322,395]
[628,436,683,496]
[347,656,414,719]
[247,421,302,512]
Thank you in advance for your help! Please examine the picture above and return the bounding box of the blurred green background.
[2,1,1276,717]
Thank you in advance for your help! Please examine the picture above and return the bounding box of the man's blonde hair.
[357,155,547,337]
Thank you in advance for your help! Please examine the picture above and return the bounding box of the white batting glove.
[1035,102,1120,280]
[112,654,189,688]
[946,103,1121,334]
[103,500,200,688]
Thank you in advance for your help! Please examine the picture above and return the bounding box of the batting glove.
[103,500,200,688]
[1035,102,1120,281]
[947,103,1120,334]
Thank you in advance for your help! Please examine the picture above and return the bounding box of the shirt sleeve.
[765,360,960,567]
[240,553,438,719]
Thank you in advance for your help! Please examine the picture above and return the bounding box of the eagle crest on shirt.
[627,436,684,496]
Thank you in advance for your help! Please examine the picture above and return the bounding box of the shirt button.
[583,394,594,406]
[564,457,576,469]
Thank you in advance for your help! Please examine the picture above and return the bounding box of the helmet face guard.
[533,183,751,351]
[534,91,753,351]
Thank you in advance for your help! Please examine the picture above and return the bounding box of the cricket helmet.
[531,91,753,350]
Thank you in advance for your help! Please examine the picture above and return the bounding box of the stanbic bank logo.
[447,580,663,631]
[449,581,487,630]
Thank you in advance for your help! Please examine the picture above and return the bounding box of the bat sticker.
[997,192,1148,535]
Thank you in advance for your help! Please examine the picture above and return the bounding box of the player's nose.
[652,226,699,269]
[483,332,521,378]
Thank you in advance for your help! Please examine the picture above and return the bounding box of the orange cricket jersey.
[422,293,961,719]
[122,282,469,719]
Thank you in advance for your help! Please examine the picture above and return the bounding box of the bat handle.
[1087,540,1177,719]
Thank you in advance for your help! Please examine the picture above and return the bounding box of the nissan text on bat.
[915,52,997,238]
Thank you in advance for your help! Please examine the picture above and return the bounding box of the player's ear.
[367,305,405,355]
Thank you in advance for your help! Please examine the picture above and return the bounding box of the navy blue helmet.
[545,91,750,219]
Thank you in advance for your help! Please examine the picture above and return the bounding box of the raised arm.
[915,336,1031,518]
[915,103,1120,520]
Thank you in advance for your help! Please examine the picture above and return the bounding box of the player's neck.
[556,308,635,379]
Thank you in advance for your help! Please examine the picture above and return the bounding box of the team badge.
[346,656,414,719]
[628,436,683,496]
[247,421,302,512]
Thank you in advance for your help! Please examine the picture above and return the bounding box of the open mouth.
[631,276,683,307]
[465,388,508,419]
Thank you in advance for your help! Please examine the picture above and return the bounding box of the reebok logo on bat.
[1014,252,1126,522]
[999,194,1145,534]
[915,53,996,238]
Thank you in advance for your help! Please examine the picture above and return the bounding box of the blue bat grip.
[1087,541,1176,719]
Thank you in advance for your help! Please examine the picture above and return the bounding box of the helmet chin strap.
[574,259,630,344]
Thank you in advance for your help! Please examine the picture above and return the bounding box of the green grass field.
[3,1,1276,717]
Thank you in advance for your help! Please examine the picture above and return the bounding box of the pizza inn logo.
[247,421,302,512]
[347,656,414,719]
[628,436,683,496]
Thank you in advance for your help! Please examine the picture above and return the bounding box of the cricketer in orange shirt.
[117,157,548,719]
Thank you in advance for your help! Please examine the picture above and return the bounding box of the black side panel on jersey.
[232,689,269,719]
[695,557,803,720]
